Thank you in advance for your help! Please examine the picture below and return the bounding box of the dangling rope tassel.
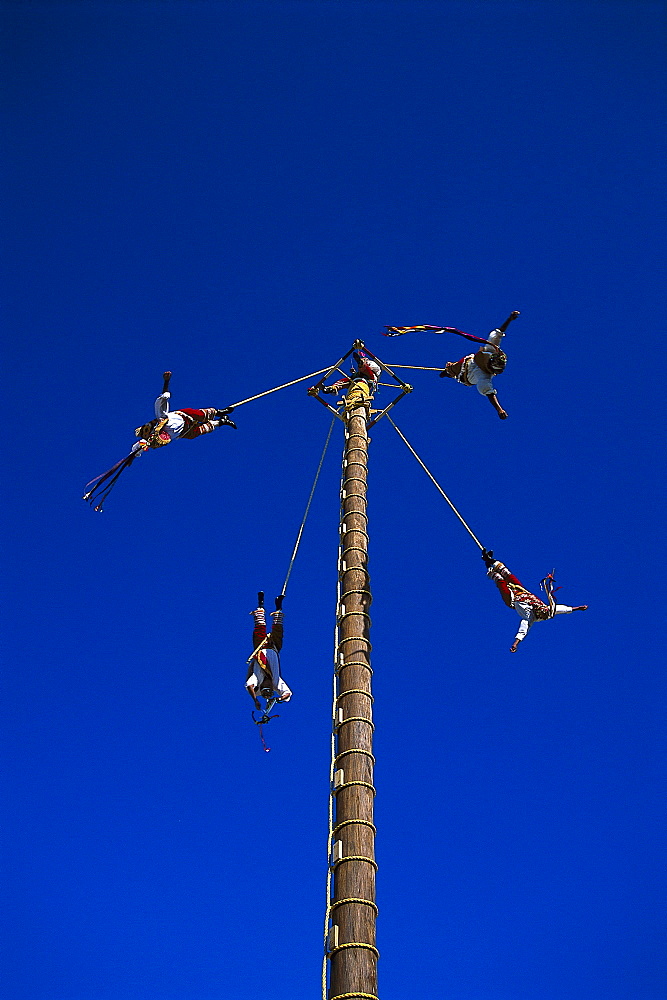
[82,451,139,512]
[258,721,271,752]
[540,570,562,618]
[386,415,485,550]
[384,324,491,345]
[281,416,336,596]
[252,708,280,752]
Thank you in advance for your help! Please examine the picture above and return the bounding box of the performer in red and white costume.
[482,550,587,652]
[246,593,292,709]
[439,311,520,420]
[132,372,236,453]
[311,350,382,415]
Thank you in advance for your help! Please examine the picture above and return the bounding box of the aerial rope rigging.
[246,416,337,750]
[386,414,485,550]
[386,413,587,651]
[82,366,333,511]
[79,318,590,1000]
[84,324,587,724]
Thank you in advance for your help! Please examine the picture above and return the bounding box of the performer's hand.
[509,311,520,320]
[510,640,519,652]
[307,386,319,395]
[163,371,172,382]
[498,408,508,420]
[574,605,588,611]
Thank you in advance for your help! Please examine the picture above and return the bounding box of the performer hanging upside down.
[246,593,292,709]
[481,550,587,652]
[309,350,382,416]
[439,311,520,420]
[132,372,236,453]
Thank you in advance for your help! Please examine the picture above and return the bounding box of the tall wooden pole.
[328,379,378,1000]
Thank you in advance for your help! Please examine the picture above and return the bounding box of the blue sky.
[2,2,665,998]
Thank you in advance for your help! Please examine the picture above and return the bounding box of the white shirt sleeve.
[154,392,171,419]
[553,605,573,615]
[475,376,496,397]
[514,618,532,643]
[485,328,504,350]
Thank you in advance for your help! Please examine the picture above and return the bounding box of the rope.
[340,589,372,602]
[339,528,370,545]
[385,363,444,371]
[336,747,377,768]
[281,416,336,596]
[329,993,379,1000]
[341,507,368,519]
[336,689,374,702]
[338,611,372,627]
[336,636,372,649]
[329,942,380,961]
[332,816,377,834]
[339,545,369,560]
[332,855,378,871]
[228,366,331,409]
[336,661,373,675]
[330,897,378,915]
[333,781,376,795]
[359,343,411,391]
[386,415,484,551]
[336,716,375,731]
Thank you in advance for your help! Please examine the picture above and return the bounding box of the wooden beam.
[328,399,378,1000]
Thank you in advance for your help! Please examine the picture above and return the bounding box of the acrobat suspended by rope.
[132,371,236,451]
[246,592,292,750]
[385,310,520,420]
[82,371,236,510]
[482,549,588,652]
[387,415,588,651]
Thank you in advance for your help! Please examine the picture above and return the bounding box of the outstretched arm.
[486,392,508,420]
[498,311,520,333]
[510,618,531,652]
